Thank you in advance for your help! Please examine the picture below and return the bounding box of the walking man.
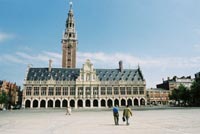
[66,106,72,115]
[123,105,132,125]
[112,105,119,125]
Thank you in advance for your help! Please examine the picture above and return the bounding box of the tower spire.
[69,1,73,9]
[62,1,77,68]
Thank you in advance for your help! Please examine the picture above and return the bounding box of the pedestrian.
[66,106,72,115]
[123,105,132,125]
[112,105,119,125]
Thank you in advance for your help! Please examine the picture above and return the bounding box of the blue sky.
[0,0,200,88]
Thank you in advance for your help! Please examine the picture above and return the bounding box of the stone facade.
[22,60,146,108]
[22,3,147,109]
[146,88,169,105]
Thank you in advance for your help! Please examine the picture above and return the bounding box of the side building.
[195,72,200,80]
[0,80,21,109]
[156,76,194,93]
[22,60,146,108]
[146,88,169,105]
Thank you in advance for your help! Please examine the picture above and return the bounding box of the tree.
[0,90,8,108]
[169,84,190,106]
[190,78,200,106]
[178,84,190,106]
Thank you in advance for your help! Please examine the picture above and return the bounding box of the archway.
[70,100,75,107]
[25,100,31,108]
[101,99,106,107]
[140,98,145,106]
[114,99,119,106]
[107,99,113,108]
[55,100,61,107]
[134,98,139,106]
[121,99,126,106]
[33,100,38,108]
[77,99,83,107]
[127,99,132,106]
[40,100,46,108]
[93,99,98,107]
[48,100,53,107]
[86,99,90,107]
[62,100,68,108]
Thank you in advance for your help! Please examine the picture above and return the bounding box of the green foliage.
[169,84,190,106]
[190,78,200,106]
[170,78,200,107]
[0,90,8,104]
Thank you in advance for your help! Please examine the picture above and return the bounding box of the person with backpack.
[112,105,119,125]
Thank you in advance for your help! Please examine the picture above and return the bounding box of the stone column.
[45,99,48,108]
[74,99,77,109]
[30,99,33,108]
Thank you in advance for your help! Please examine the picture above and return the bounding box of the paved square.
[0,108,200,134]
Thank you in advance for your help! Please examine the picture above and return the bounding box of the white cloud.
[0,32,14,42]
[78,52,200,70]
[1,51,200,88]
[1,51,200,70]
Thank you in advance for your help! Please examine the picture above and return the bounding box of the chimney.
[49,59,53,72]
[119,60,123,72]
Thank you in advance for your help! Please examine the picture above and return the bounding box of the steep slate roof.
[27,68,144,82]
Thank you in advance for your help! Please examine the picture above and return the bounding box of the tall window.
[139,87,144,94]
[63,87,68,95]
[107,87,112,95]
[86,87,91,95]
[33,87,39,96]
[70,87,75,95]
[93,87,98,95]
[133,87,138,94]
[26,87,32,96]
[48,87,54,96]
[120,87,125,95]
[101,87,106,95]
[41,87,46,96]
[127,87,132,95]
[114,87,119,95]
[56,87,61,95]
[78,87,83,95]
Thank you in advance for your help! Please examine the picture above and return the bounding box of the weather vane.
[69,0,73,9]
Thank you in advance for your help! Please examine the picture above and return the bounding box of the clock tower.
[62,2,77,68]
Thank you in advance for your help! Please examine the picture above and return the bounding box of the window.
[133,87,138,94]
[70,87,75,95]
[78,87,83,95]
[63,87,68,95]
[101,87,106,95]
[127,87,132,95]
[56,87,61,95]
[139,87,144,94]
[86,87,91,95]
[33,87,39,96]
[107,87,112,95]
[93,87,98,95]
[120,87,125,95]
[26,87,32,96]
[41,87,46,96]
[48,87,54,96]
[114,87,119,95]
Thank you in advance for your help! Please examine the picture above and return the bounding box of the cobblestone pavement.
[0,108,200,134]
